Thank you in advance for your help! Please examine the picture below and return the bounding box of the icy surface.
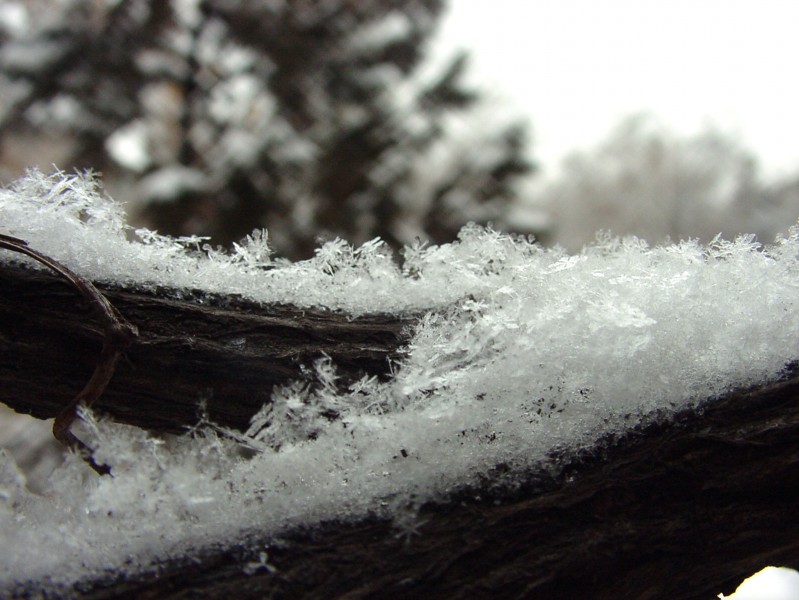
[2,171,799,592]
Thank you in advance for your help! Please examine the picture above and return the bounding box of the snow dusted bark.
[4,174,799,597]
[77,368,799,599]
[3,257,799,599]
[0,261,412,433]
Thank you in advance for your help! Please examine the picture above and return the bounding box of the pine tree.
[0,0,534,259]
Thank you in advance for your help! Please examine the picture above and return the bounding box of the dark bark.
[0,261,414,433]
[3,260,799,599]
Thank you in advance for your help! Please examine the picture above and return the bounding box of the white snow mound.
[719,566,799,599]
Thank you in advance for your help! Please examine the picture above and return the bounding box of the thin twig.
[0,233,137,475]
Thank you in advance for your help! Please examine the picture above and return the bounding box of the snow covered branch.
[27,366,799,599]
[0,234,137,474]
[2,171,799,596]
[0,260,411,434]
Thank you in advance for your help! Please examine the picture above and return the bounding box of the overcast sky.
[436,0,799,181]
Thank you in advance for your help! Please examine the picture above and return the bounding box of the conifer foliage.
[0,0,533,259]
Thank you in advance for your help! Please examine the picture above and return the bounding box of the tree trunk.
[2,261,798,599]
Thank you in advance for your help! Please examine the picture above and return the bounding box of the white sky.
[436,0,799,180]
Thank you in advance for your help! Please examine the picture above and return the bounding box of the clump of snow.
[138,165,208,203]
[106,120,151,172]
[0,38,67,75]
[350,10,414,52]
[719,566,799,599]
[1,170,799,592]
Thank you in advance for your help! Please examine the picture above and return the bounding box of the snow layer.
[1,171,799,592]
[719,566,799,599]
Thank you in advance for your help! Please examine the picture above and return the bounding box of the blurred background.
[1,0,798,488]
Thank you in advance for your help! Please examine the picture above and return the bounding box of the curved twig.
[0,234,137,474]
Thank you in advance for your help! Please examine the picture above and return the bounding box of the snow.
[719,566,799,599]
[0,38,66,75]
[0,3,28,36]
[138,165,208,203]
[1,170,799,593]
[350,10,414,52]
[106,120,151,172]
[173,0,203,30]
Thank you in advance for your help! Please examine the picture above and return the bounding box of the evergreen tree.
[0,0,534,259]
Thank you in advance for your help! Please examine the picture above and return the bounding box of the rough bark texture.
[2,261,799,599]
[0,261,414,432]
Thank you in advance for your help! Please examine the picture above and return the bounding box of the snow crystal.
[1,170,799,593]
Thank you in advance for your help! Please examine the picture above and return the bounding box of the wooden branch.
[0,261,414,433]
[4,258,799,598]
[0,235,138,473]
[76,369,799,600]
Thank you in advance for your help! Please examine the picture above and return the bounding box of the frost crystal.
[1,171,799,592]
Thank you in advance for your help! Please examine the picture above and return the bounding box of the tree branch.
[0,236,137,473]
[3,257,799,598]
[0,260,413,434]
[63,368,799,600]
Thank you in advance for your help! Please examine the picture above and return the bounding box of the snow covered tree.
[0,0,534,259]
[751,175,799,243]
[537,115,772,251]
